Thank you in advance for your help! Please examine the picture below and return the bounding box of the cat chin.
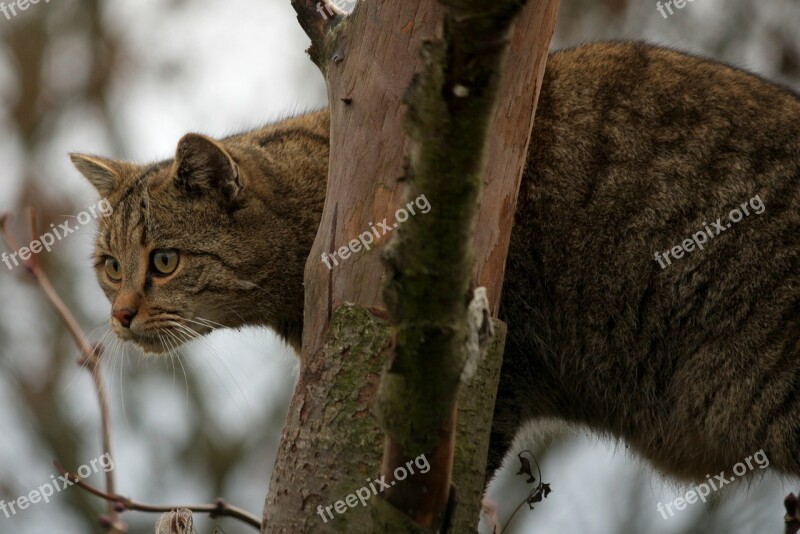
[115,332,172,355]
[139,343,168,356]
[131,339,168,355]
[113,324,203,355]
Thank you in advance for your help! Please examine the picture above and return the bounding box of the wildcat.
[70,41,800,486]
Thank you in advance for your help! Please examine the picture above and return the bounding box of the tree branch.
[376,0,530,528]
[1,210,124,532]
[786,493,799,534]
[290,0,342,68]
[53,462,261,529]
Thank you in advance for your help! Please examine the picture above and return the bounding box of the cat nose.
[112,308,138,328]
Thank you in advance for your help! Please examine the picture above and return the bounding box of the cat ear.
[70,154,126,198]
[173,134,242,204]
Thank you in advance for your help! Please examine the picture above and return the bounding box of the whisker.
[239,280,269,293]
[158,328,179,388]
[73,336,112,427]
[224,306,247,325]
[84,320,112,340]
[171,322,199,341]
[182,316,224,330]
[113,337,130,425]
[62,328,110,394]
[162,328,190,406]
[170,321,250,412]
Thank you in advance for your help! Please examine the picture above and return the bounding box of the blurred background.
[0,1,797,533]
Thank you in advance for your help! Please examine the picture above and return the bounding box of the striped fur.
[71,42,800,482]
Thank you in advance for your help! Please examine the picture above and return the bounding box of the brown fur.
[70,112,329,352]
[71,42,800,483]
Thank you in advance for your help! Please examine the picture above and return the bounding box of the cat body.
[494,42,800,481]
[71,42,800,484]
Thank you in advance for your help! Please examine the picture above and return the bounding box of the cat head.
[70,114,328,355]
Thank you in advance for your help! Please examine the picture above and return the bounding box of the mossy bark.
[263,304,504,533]
[376,1,528,528]
[450,321,506,532]
[263,305,389,533]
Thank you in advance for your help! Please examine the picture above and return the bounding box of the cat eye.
[152,249,179,275]
[104,257,122,281]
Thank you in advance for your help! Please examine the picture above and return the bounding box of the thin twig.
[2,212,93,359]
[26,209,118,508]
[3,210,124,531]
[53,462,261,529]
[786,492,800,534]
[2,209,263,532]
[501,450,550,534]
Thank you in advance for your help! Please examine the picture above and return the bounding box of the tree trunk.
[263,1,559,531]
